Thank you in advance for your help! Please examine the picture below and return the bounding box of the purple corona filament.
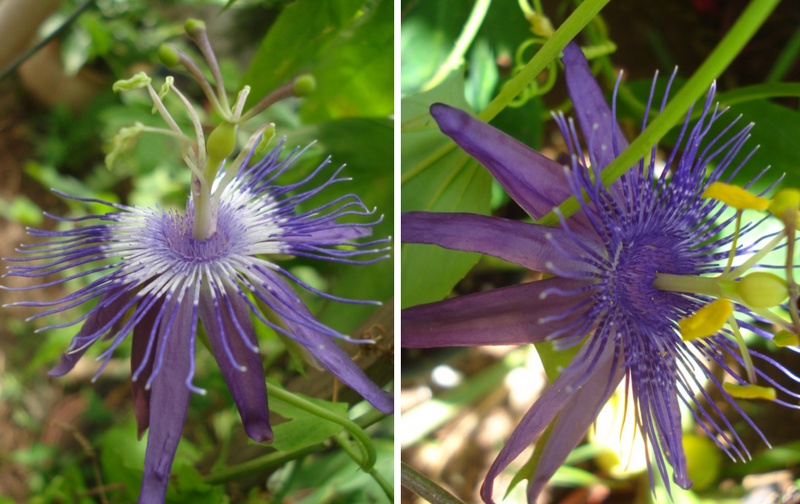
[402,41,799,503]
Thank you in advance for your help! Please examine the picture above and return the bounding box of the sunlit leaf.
[300,0,392,121]
[401,71,492,308]
[269,392,348,452]
[243,0,365,108]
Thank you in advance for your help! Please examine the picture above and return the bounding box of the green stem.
[204,445,321,485]
[266,382,377,471]
[536,0,782,227]
[401,462,465,504]
[333,432,392,499]
[478,0,610,122]
[203,402,388,486]
[766,24,800,83]
[422,0,493,93]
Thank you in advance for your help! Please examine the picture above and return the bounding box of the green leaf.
[300,0,393,121]
[400,0,473,94]
[269,392,348,452]
[166,462,227,504]
[717,100,800,186]
[243,0,365,108]
[278,438,393,503]
[99,420,148,499]
[0,195,43,226]
[401,71,492,308]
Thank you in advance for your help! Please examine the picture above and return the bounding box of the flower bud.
[184,18,207,37]
[158,44,181,68]
[293,74,316,97]
[736,271,788,309]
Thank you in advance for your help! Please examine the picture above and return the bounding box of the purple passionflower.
[402,42,800,502]
[4,139,393,502]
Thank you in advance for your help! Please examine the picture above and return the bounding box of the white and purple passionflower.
[4,21,393,503]
[5,139,393,501]
[402,41,800,502]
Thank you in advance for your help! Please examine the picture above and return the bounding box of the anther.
[678,299,732,341]
[702,181,769,211]
[773,330,800,348]
[722,382,776,401]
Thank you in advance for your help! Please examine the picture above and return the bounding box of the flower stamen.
[722,382,777,401]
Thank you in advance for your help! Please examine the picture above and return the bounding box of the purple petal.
[258,273,393,414]
[137,297,194,504]
[402,277,592,348]
[48,287,132,377]
[480,337,624,504]
[561,41,629,168]
[402,211,600,273]
[525,343,626,501]
[131,302,160,439]
[430,103,572,219]
[198,286,273,443]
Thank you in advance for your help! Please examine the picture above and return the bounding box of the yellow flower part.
[736,271,788,309]
[678,298,733,341]
[722,382,777,401]
[702,181,770,211]
[773,330,800,348]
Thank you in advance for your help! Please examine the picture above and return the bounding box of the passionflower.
[4,20,392,503]
[402,41,800,502]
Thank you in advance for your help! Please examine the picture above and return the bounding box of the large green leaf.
[243,0,365,113]
[300,0,393,122]
[401,72,492,308]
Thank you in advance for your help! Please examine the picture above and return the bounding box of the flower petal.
[198,283,273,443]
[561,41,629,168]
[131,301,160,439]
[48,287,133,377]
[480,337,624,503]
[257,272,393,414]
[526,344,626,501]
[430,103,572,219]
[402,211,600,273]
[402,277,592,348]
[138,295,195,504]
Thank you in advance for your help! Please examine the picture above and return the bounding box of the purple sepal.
[48,287,132,377]
[430,103,572,220]
[261,273,393,413]
[137,298,194,504]
[199,287,273,443]
[480,338,624,503]
[561,41,629,168]
[402,277,591,348]
[402,211,599,273]
[131,301,160,439]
